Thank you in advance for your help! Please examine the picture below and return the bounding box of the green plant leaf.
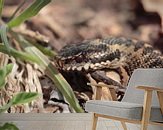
[11,92,39,105]
[0,35,83,112]
[7,0,51,28]
[47,63,84,112]
[0,100,13,113]
[0,44,40,64]
[24,46,84,112]
[27,40,57,57]
[0,92,39,113]
[0,0,4,18]
[14,36,83,112]
[0,123,19,130]
[0,25,10,53]
[0,64,13,89]
[15,33,56,57]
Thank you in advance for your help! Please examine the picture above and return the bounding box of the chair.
[85,68,163,130]
[87,82,118,101]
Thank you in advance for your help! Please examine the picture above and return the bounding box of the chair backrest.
[122,68,163,107]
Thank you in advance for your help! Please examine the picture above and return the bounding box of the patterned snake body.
[56,36,163,76]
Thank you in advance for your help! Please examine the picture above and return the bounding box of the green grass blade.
[16,33,57,57]
[28,40,57,57]
[0,64,13,89]
[0,44,40,64]
[0,25,10,53]
[9,0,27,21]
[7,0,51,28]
[0,0,4,18]
[0,41,83,112]
[17,36,83,112]
[47,63,84,112]
[25,46,83,112]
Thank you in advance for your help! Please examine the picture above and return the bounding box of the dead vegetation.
[1,0,163,113]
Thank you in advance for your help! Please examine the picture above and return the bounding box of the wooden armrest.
[87,82,118,100]
[87,82,115,89]
[137,86,163,92]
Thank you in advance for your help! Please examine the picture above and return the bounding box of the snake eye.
[75,56,83,63]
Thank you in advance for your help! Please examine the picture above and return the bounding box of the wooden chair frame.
[88,82,127,129]
[87,82,117,100]
[90,85,163,130]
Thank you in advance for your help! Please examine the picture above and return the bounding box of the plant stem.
[9,0,27,21]
[0,0,4,19]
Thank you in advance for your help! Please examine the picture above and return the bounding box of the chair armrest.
[87,82,118,100]
[136,86,163,92]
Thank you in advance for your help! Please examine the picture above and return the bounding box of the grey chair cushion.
[85,100,163,122]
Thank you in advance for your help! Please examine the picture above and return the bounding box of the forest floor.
[1,0,163,113]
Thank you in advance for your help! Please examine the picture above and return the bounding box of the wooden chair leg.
[121,121,127,130]
[95,86,102,100]
[141,90,152,130]
[157,91,163,114]
[109,87,118,101]
[92,113,98,130]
